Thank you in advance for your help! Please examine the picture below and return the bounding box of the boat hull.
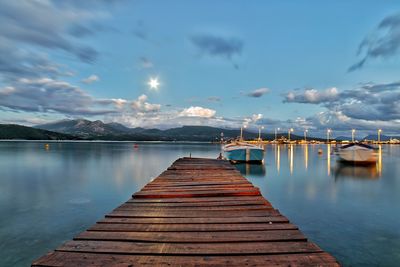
[337,149,377,164]
[224,148,264,163]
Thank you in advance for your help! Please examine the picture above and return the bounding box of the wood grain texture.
[31,157,340,267]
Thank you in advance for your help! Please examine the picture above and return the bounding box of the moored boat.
[336,143,377,164]
[223,141,264,163]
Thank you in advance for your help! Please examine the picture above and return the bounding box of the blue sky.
[1,0,400,137]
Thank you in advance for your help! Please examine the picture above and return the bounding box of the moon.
[148,78,160,90]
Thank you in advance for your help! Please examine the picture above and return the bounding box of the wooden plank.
[32,251,340,267]
[57,240,323,255]
[75,230,307,243]
[124,200,271,207]
[133,188,261,198]
[106,209,280,218]
[145,181,251,187]
[115,204,272,211]
[128,196,268,203]
[89,223,298,232]
[34,251,339,267]
[98,216,290,224]
[141,184,255,191]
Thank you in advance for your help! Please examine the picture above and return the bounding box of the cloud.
[131,94,161,112]
[0,77,162,117]
[282,82,400,135]
[190,33,244,60]
[243,113,263,126]
[139,57,153,69]
[349,13,400,71]
[284,87,339,104]
[82,74,99,84]
[0,77,116,115]
[207,96,221,102]
[0,0,115,64]
[246,88,270,98]
[179,106,216,118]
[133,20,148,41]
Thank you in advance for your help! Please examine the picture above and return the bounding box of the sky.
[1,0,400,137]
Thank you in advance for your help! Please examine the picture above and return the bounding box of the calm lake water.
[0,142,399,266]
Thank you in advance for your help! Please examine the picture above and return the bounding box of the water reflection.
[289,144,294,175]
[271,144,384,180]
[327,144,331,176]
[235,163,266,177]
[378,144,382,176]
[333,162,379,180]
[303,144,308,170]
[275,145,280,173]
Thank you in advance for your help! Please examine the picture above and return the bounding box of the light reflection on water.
[0,142,399,266]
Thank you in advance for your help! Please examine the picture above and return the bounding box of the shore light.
[378,129,382,143]
[258,126,265,141]
[275,127,280,141]
[288,128,294,142]
[327,129,331,143]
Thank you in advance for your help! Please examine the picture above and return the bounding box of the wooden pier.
[32,157,339,266]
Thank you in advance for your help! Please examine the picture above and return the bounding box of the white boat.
[336,143,377,164]
[223,141,264,163]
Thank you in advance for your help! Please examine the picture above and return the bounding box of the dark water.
[0,142,399,266]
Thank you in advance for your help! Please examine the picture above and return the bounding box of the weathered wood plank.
[124,199,270,207]
[98,216,289,224]
[75,230,307,243]
[115,204,272,211]
[128,196,268,203]
[133,188,261,198]
[106,209,280,218]
[57,240,323,255]
[32,251,340,267]
[89,223,298,232]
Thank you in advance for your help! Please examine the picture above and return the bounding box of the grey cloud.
[139,57,153,69]
[350,13,400,71]
[133,20,149,41]
[0,0,102,64]
[207,96,221,102]
[284,82,400,123]
[0,78,120,116]
[360,81,400,92]
[247,88,270,98]
[0,40,69,82]
[190,34,244,60]
[68,24,94,38]
[284,87,339,104]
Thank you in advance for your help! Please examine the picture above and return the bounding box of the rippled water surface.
[0,142,399,266]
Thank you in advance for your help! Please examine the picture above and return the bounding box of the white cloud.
[285,87,339,104]
[131,94,161,112]
[82,74,99,84]
[179,106,216,117]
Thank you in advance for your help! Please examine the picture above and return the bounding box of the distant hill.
[34,119,311,141]
[363,134,398,141]
[335,136,351,141]
[0,124,79,140]
[36,119,128,137]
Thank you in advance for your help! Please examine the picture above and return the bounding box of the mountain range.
[0,124,79,140]
[2,119,393,141]
[34,119,287,141]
